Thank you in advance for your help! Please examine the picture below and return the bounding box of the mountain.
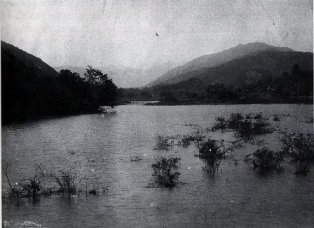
[143,49,313,104]
[146,42,293,87]
[159,50,313,88]
[54,62,176,88]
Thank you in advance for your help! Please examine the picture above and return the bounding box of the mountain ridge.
[156,50,313,88]
[146,42,294,87]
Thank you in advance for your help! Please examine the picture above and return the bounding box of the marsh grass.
[152,157,181,187]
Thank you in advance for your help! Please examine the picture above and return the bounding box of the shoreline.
[145,99,313,106]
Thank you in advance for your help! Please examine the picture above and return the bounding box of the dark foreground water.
[2,104,314,227]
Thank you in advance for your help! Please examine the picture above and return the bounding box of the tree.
[84,65,109,85]
[84,66,118,105]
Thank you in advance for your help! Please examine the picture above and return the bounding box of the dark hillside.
[1,41,117,124]
[161,51,313,88]
[147,42,293,87]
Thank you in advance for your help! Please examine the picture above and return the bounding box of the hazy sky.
[1,0,313,69]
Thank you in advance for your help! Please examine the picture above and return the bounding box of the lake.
[2,104,314,227]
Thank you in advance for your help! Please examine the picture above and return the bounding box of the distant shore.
[144,98,313,106]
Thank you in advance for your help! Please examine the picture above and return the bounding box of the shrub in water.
[154,135,172,150]
[281,132,314,175]
[53,170,77,197]
[180,134,205,148]
[198,139,225,174]
[253,113,263,120]
[273,115,280,121]
[2,163,44,201]
[252,147,284,173]
[237,119,253,140]
[152,156,180,187]
[212,113,273,139]
[212,116,228,131]
[228,113,244,129]
[181,135,192,147]
[237,119,273,140]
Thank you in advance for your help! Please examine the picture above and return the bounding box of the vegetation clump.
[212,113,273,140]
[198,139,225,174]
[212,116,228,131]
[180,134,205,148]
[252,147,284,173]
[152,157,181,187]
[154,135,172,150]
[237,119,273,140]
[181,135,192,147]
[281,132,314,175]
[228,113,245,129]
[2,163,44,201]
[273,115,280,121]
[53,170,77,197]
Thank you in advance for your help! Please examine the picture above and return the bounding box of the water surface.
[2,104,314,227]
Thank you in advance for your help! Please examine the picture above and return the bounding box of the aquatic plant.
[19,166,44,200]
[154,135,172,150]
[181,135,192,147]
[212,113,273,140]
[53,170,77,197]
[253,113,263,120]
[281,132,314,175]
[152,156,181,187]
[273,115,280,121]
[2,163,44,201]
[228,113,244,129]
[179,134,205,148]
[198,139,225,174]
[238,119,273,140]
[211,116,228,131]
[252,147,284,173]
[2,162,23,201]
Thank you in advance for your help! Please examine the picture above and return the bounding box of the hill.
[2,41,117,123]
[146,42,293,87]
[160,51,313,88]
[2,41,58,78]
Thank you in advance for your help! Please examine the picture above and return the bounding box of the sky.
[1,0,313,70]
